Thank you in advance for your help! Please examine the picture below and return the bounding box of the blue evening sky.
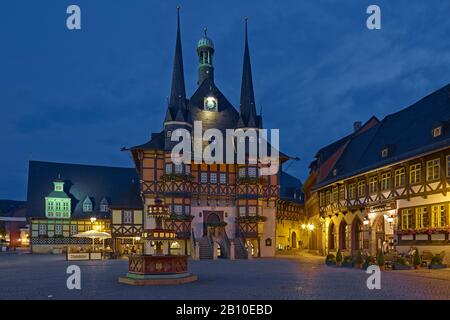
[1,0,450,200]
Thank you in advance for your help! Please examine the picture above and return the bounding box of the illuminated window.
[185,165,191,175]
[401,209,413,229]
[55,225,63,236]
[200,172,208,183]
[238,167,246,177]
[239,206,246,216]
[348,183,356,199]
[426,159,440,181]
[248,207,257,216]
[38,224,47,236]
[432,126,442,138]
[338,185,345,201]
[165,164,172,174]
[394,168,405,187]
[248,167,257,177]
[219,173,226,184]
[319,192,325,206]
[123,210,133,224]
[369,176,378,194]
[174,205,183,215]
[210,173,217,183]
[431,205,447,228]
[410,163,421,184]
[415,207,428,229]
[381,172,391,191]
[332,187,338,203]
[358,181,366,197]
[70,224,78,236]
[175,164,183,174]
[325,190,331,205]
[185,206,190,215]
[447,155,450,177]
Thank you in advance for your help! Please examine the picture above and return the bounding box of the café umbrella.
[73,230,111,252]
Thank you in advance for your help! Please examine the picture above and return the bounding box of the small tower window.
[381,148,389,158]
[333,168,337,176]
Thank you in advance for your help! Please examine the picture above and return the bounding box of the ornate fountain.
[118,199,197,285]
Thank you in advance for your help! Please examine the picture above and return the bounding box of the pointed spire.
[239,17,258,128]
[167,6,187,121]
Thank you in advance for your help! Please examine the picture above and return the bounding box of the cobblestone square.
[0,253,448,300]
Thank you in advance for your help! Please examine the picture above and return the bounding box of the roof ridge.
[29,160,135,171]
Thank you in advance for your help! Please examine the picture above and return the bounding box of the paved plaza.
[0,252,449,300]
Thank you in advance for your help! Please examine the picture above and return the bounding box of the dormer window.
[100,198,109,213]
[83,196,93,213]
[381,148,389,158]
[433,126,442,138]
[333,168,337,176]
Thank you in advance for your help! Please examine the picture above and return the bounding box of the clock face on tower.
[204,96,218,111]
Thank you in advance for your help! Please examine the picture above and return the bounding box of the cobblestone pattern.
[0,253,448,300]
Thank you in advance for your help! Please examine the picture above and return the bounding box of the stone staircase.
[198,236,213,259]
[234,237,248,259]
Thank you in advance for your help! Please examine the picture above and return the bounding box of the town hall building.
[28,10,306,258]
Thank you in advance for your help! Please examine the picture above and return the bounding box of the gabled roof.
[27,161,142,219]
[314,83,450,189]
[188,77,240,132]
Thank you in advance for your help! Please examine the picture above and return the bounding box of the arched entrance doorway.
[328,222,335,251]
[203,212,222,236]
[339,221,348,250]
[291,232,297,248]
[352,218,364,252]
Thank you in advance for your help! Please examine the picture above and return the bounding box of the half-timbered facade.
[305,85,450,263]
[123,12,305,258]
[27,161,141,253]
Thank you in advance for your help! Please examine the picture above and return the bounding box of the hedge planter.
[429,264,448,269]
[393,263,413,270]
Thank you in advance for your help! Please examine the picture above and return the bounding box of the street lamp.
[307,224,314,231]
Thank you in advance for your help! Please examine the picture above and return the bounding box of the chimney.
[353,121,362,132]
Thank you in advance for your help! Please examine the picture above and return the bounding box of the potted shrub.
[376,249,385,271]
[393,256,412,270]
[342,255,353,268]
[354,250,364,269]
[429,255,448,269]
[336,249,343,266]
[325,253,336,266]
[413,249,421,270]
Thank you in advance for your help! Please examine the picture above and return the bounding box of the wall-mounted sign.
[368,202,396,213]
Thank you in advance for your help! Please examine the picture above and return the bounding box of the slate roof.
[26,161,142,219]
[280,171,304,204]
[314,84,450,189]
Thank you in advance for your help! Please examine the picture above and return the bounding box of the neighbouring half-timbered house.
[305,85,450,263]
[123,12,305,258]
[27,161,141,253]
